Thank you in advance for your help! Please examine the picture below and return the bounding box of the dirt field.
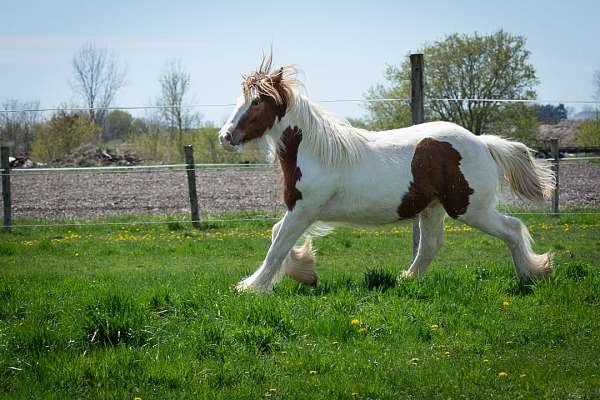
[5,162,600,220]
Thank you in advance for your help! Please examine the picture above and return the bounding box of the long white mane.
[286,90,368,168]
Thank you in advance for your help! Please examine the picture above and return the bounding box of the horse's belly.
[318,188,404,225]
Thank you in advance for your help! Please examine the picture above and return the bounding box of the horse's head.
[219,58,296,150]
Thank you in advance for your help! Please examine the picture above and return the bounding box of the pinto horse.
[218,59,555,293]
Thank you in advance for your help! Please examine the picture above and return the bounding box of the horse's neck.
[276,94,366,167]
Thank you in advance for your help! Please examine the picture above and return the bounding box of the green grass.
[0,211,599,399]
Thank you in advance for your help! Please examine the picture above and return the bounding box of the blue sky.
[2,0,599,124]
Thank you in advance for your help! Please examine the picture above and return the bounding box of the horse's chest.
[276,127,303,210]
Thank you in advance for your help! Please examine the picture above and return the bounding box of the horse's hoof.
[235,279,270,293]
[400,270,416,279]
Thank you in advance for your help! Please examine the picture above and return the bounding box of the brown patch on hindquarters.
[277,127,303,210]
[398,138,474,219]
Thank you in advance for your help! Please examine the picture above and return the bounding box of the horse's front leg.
[236,208,316,293]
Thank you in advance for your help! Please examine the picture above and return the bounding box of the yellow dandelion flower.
[351,393,359,397]
[483,359,490,363]
[268,388,277,393]
[331,341,339,345]
[280,351,287,355]
[502,300,510,307]
[443,351,450,356]
[520,373,527,378]
[74,252,80,257]
[410,357,420,364]
[351,319,360,325]
[497,371,509,377]
[431,324,439,330]
[309,370,317,375]
[134,397,143,400]
[358,327,368,334]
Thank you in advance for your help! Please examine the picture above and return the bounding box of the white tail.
[479,135,556,203]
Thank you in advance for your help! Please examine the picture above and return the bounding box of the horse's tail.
[479,135,555,203]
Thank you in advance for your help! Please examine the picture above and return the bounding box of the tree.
[71,42,127,126]
[577,112,600,147]
[534,104,568,125]
[31,112,99,162]
[488,103,540,147]
[102,110,133,142]
[158,59,199,152]
[594,69,600,101]
[0,99,42,155]
[363,31,538,134]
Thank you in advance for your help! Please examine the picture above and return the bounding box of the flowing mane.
[289,92,368,167]
[243,58,368,168]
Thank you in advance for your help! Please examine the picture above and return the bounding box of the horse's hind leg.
[458,207,552,281]
[271,219,317,286]
[402,203,446,278]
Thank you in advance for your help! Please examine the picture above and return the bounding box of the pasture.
[0,212,599,399]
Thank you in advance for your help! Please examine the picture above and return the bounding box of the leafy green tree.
[363,31,538,134]
[577,112,600,147]
[488,103,540,147]
[102,110,134,142]
[534,104,568,125]
[31,112,99,162]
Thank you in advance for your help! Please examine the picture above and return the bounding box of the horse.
[218,57,556,293]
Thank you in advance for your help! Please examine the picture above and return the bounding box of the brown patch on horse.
[398,138,474,219]
[233,95,287,143]
[277,126,303,210]
[233,57,298,143]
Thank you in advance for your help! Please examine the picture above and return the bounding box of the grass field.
[1,211,599,399]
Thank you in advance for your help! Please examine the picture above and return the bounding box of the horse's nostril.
[225,132,232,142]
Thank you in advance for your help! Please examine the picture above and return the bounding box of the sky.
[1,0,599,125]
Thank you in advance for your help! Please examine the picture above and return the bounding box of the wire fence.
[2,85,600,230]
[1,155,599,231]
[1,97,600,114]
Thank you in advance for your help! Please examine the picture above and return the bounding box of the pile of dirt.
[537,120,583,147]
[51,144,141,167]
[9,156,43,169]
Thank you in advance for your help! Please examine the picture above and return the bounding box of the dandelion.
[431,324,439,330]
[502,300,510,307]
[497,371,508,377]
[331,341,339,345]
[74,252,80,257]
[351,393,359,397]
[351,319,360,325]
[410,357,420,364]
[483,359,490,363]
[519,373,527,378]
[280,351,287,355]
[309,370,317,375]
[358,327,368,334]
[134,397,143,400]
[269,388,277,393]
[443,351,450,356]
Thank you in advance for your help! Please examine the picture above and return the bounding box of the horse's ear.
[271,67,284,83]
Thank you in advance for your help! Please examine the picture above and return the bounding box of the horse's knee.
[271,220,283,241]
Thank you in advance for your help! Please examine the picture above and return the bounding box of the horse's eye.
[252,98,261,106]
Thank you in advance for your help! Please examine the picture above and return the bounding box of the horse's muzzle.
[218,129,238,151]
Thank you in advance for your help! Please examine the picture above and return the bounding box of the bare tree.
[158,59,198,145]
[71,42,127,126]
[0,99,42,155]
[594,69,600,101]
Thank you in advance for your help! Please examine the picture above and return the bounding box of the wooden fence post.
[550,138,560,214]
[410,54,424,259]
[1,146,12,233]
[184,145,201,228]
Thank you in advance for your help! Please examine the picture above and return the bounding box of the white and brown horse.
[219,59,555,293]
